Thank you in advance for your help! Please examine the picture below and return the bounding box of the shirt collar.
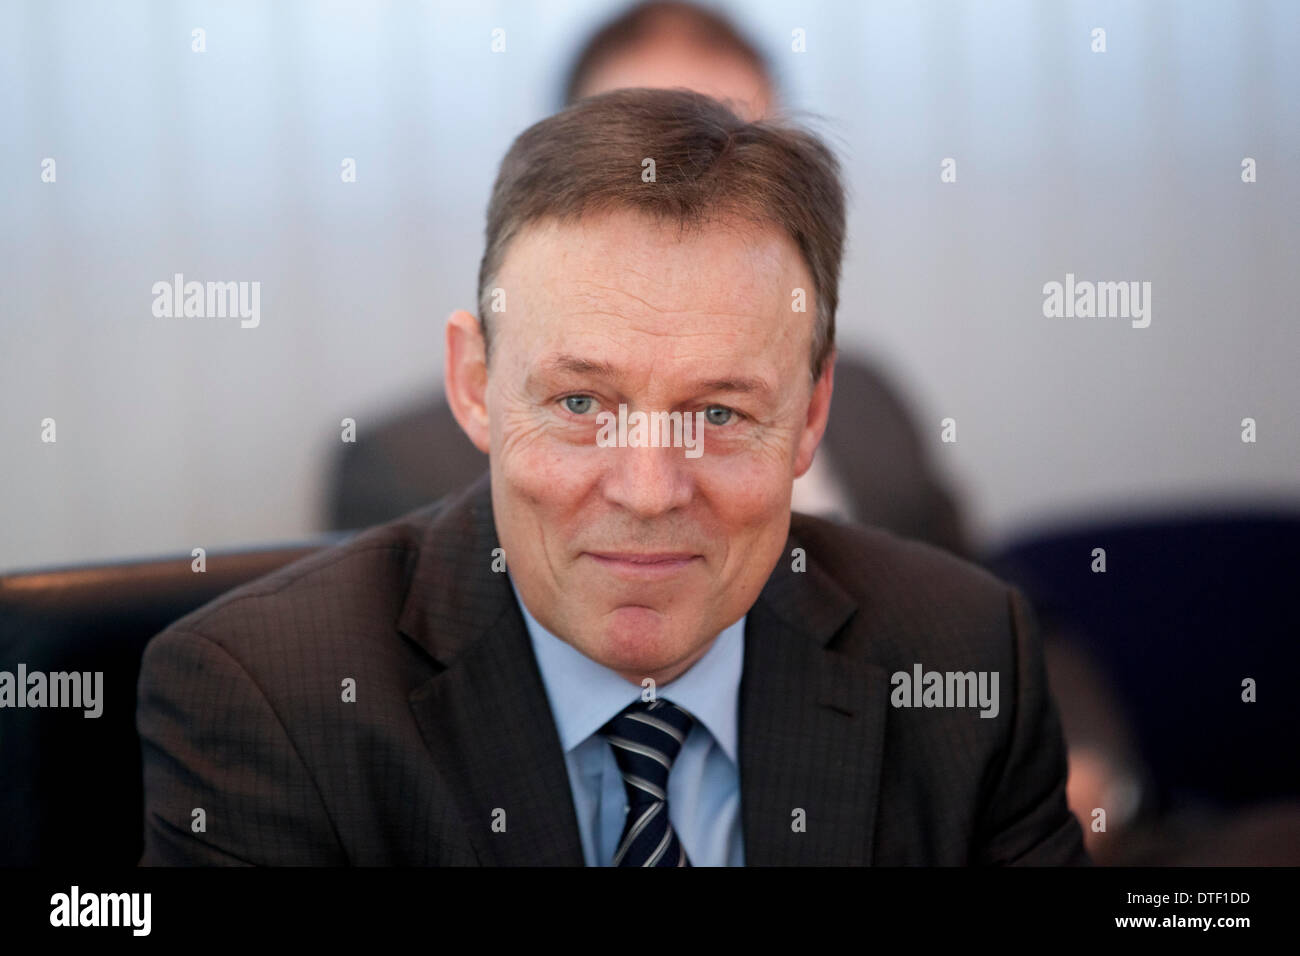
[509,574,744,767]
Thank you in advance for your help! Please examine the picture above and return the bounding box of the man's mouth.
[584,551,701,579]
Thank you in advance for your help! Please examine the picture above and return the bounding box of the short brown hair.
[477,87,845,380]
[562,1,772,107]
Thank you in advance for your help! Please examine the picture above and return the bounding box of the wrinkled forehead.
[492,210,814,356]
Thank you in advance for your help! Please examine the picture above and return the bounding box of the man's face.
[448,209,832,686]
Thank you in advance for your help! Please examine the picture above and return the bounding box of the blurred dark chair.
[987,510,1300,816]
[0,538,345,866]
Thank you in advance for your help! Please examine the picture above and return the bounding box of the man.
[138,88,1087,866]
[329,0,971,557]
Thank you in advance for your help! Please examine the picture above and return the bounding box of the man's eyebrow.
[541,354,621,379]
[692,376,772,396]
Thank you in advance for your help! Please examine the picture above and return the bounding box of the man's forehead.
[500,211,810,321]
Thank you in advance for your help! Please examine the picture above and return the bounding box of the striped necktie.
[598,698,696,867]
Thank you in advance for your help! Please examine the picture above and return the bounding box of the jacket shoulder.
[160,497,454,650]
[793,511,1004,602]
[790,512,1019,667]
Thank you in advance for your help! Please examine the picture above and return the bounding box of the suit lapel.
[740,527,889,865]
[399,475,585,865]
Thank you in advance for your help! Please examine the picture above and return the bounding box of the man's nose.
[600,441,694,519]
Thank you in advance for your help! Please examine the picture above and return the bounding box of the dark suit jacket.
[328,355,972,557]
[137,474,1086,865]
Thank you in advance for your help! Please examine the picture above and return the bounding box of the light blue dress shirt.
[509,576,746,866]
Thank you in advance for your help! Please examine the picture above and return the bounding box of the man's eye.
[562,395,595,415]
[704,405,735,426]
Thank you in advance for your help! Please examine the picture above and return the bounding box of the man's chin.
[586,605,695,682]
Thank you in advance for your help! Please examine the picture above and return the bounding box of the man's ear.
[444,309,491,454]
[792,349,835,479]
